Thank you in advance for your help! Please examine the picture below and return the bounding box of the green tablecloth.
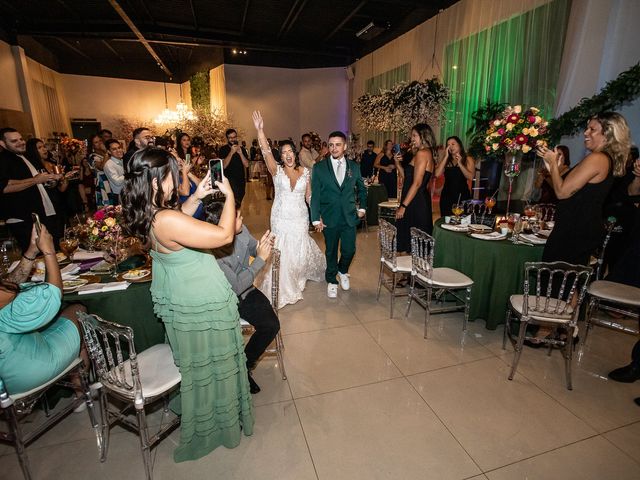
[366,184,388,226]
[64,280,164,351]
[433,219,544,330]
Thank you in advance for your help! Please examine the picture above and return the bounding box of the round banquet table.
[63,279,164,352]
[433,218,545,330]
[366,183,388,226]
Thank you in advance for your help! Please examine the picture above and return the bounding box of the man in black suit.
[0,127,62,250]
[219,128,249,204]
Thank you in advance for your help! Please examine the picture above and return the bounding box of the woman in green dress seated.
[0,225,87,395]
[121,147,254,463]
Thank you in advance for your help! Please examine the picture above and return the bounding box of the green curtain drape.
[442,0,571,146]
[364,63,410,146]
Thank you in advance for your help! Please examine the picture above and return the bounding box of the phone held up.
[209,158,225,188]
[392,143,401,155]
[31,212,42,237]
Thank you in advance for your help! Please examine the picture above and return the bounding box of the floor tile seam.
[599,418,640,435]
[287,388,321,480]
[600,428,640,468]
[490,348,604,434]
[280,321,366,337]
[291,374,405,402]
[403,373,485,476]
[396,350,501,377]
[478,432,611,475]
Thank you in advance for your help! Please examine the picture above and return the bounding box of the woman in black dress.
[374,140,398,198]
[538,112,630,266]
[394,124,436,253]
[435,136,475,217]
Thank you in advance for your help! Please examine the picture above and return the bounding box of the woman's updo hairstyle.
[121,147,179,244]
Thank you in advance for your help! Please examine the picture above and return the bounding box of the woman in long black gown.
[374,140,398,198]
[394,124,436,253]
[435,136,475,217]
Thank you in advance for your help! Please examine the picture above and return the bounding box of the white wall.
[224,64,349,143]
[0,40,24,111]
[60,74,191,134]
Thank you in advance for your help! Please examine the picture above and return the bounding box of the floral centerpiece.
[483,105,549,155]
[86,205,123,246]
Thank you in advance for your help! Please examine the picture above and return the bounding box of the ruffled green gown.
[150,246,254,462]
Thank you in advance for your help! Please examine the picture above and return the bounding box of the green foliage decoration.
[548,62,640,143]
[190,71,210,112]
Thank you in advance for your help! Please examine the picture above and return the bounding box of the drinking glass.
[523,203,536,218]
[451,203,464,223]
[484,196,496,214]
[60,232,79,263]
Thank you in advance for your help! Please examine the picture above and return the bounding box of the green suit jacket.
[310,157,368,228]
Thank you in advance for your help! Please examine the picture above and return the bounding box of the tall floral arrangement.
[175,107,237,147]
[86,205,123,244]
[354,78,450,133]
[483,105,549,156]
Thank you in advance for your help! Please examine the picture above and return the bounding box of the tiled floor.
[3,182,640,479]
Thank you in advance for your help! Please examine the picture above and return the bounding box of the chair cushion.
[10,357,83,401]
[105,344,181,400]
[588,280,640,307]
[383,255,412,273]
[509,294,574,323]
[416,267,473,288]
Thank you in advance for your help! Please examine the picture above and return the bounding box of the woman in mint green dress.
[121,147,253,463]
[0,225,87,395]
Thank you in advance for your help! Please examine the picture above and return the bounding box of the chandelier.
[154,83,196,125]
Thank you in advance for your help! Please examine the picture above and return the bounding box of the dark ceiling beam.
[55,0,82,22]
[107,0,173,77]
[52,37,91,60]
[278,0,301,38]
[240,0,250,34]
[138,0,156,24]
[281,0,308,37]
[324,0,367,42]
[188,0,198,30]
[101,39,124,61]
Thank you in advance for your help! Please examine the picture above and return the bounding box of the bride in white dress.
[252,111,325,308]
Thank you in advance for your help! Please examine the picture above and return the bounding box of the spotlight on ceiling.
[355,21,390,40]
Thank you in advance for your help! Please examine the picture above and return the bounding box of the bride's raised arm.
[252,110,278,176]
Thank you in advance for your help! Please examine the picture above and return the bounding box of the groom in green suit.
[311,131,368,298]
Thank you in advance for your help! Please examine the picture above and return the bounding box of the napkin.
[519,233,547,245]
[73,249,106,261]
[460,215,472,225]
[31,263,81,282]
[77,281,130,295]
[441,223,468,232]
[470,231,507,241]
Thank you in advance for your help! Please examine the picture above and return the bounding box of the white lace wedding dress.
[255,165,325,308]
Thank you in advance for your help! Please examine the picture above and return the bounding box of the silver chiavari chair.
[376,219,412,318]
[405,227,474,338]
[78,313,181,480]
[502,262,592,390]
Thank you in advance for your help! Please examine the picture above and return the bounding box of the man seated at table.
[204,199,280,394]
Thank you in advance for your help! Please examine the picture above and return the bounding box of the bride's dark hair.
[278,139,301,169]
[121,147,180,244]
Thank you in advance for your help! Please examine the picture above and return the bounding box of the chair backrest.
[594,218,616,280]
[409,227,435,281]
[378,219,398,268]
[463,199,485,216]
[271,247,281,312]
[521,261,593,324]
[77,312,143,402]
[535,203,556,222]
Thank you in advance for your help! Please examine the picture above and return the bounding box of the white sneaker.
[338,272,350,291]
[327,283,338,298]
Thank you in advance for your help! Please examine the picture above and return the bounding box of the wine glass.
[451,203,464,223]
[484,196,496,214]
[60,231,79,263]
[106,239,128,279]
[523,202,536,219]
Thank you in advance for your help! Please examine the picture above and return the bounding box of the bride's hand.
[252,111,264,131]
[314,220,325,232]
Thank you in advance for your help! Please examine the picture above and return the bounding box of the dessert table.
[433,218,545,329]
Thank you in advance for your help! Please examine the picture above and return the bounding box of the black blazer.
[0,150,49,220]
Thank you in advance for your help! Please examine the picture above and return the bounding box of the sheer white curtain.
[27,58,71,139]
[210,65,227,117]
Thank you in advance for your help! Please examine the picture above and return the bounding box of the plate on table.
[440,223,468,232]
[519,233,547,245]
[120,269,151,282]
[63,279,89,292]
[470,232,507,241]
[468,224,492,234]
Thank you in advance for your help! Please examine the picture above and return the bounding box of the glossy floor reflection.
[2,182,640,479]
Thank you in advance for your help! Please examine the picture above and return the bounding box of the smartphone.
[392,143,401,155]
[209,158,224,185]
[31,212,42,236]
[185,153,191,165]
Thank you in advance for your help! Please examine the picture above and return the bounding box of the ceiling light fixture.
[154,82,196,125]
